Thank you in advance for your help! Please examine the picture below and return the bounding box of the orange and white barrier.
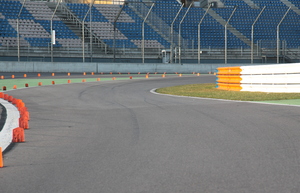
[216,64,300,93]
[0,93,30,167]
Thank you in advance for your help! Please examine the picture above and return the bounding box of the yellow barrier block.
[217,75,242,84]
[217,66,242,75]
[217,83,242,91]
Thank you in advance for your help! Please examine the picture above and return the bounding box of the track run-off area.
[1,74,300,193]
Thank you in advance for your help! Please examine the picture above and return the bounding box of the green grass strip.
[156,83,300,101]
[0,77,142,91]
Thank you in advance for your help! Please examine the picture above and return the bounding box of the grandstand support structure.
[225,6,237,64]
[50,1,61,63]
[179,2,193,64]
[280,0,300,15]
[142,3,155,63]
[17,0,26,62]
[170,4,184,64]
[277,6,292,64]
[198,4,211,64]
[251,6,265,64]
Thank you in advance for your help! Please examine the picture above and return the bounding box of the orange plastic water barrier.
[217,75,242,84]
[216,83,242,91]
[217,66,242,75]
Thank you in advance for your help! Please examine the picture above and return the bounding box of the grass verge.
[156,83,300,101]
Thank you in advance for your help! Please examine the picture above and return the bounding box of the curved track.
[1,75,300,193]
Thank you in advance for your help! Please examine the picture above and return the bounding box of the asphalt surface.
[1,75,300,193]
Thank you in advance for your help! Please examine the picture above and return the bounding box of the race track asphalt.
[1,75,300,193]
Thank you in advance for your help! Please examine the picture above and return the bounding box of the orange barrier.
[24,74,27,78]
[3,94,8,100]
[217,66,242,75]
[25,83,29,87]
[179,74,182,77]
[83,72,86,75]
[129,76,132,79]
[128,72,130,75]
[82,79,86,82]
[13,85,17,89]
[96,78,100,81]
[197,73,200,76]
[38,82,42,86]
[37,73,41,77]
[11,75,15,79]
[162,74,165,78]
[145,74,149,78]
[52,81,55,85]
[216,83,242,91]
[13,127,25,143]
[67,73,70,76]
[112,77,116,80]
[68,80,71,83]
[51,73,55,76]
[0,76,4,79]
[0,147,3,168]
[91,72,94,75]
[7,95,13,102]
[0,92,3,98]
[110,72,113,75]
[217,75,242,84]
[2,86,6,91]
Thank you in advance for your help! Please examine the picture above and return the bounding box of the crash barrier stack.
[0,92,30,168]
[216,63,300,93]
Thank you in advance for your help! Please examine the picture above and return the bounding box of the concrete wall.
[0,61,267,73]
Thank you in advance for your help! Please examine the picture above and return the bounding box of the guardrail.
[216,63,300,93]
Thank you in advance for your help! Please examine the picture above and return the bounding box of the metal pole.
[277,6,291,64]
[251,6,265,64]
[198,4,211,64]
[170,4,184,64]
[51,0,60,63]
[17,0,26,62]
[179,2,193,64]
[89,0,95,62]
[142,3,155,63]
[113,2,126,62]
[225,6,237,64]
[82,4,92,63]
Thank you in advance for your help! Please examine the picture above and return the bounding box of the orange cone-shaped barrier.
[3,94,8,100]
[13,85,17,89]
[128,72,130,75]
[82,79,86,82]
[19,117,29,129]
[2,86,6,91]
[162,74,165,78]
[0,76,4,79]
[67,73,70,76]
[138,72,140,75]
[52,73,55,76]
[52,81,55,85]
[23,74,27,78]
[13,127,25,143]
[38,82,42,86]
[155,72,157,74]
[0,92,3,98]
[11,75,15,79]
[129,76,132,79]
[83,72,86,75]
[37,73,41,77]
[91,72,94,75]
[118,72,121,75]
[68,80,71,83]
[7,95,13,102]
[25,83,29,87]
[0,147,3,168]
[110,72,113,75]
[179,74,182,77]
[112,77,116,80]
[96,78,100,81]
[197,73,200,76]
[145,75,149,79]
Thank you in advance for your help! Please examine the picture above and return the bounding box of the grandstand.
[0,0,300,63]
